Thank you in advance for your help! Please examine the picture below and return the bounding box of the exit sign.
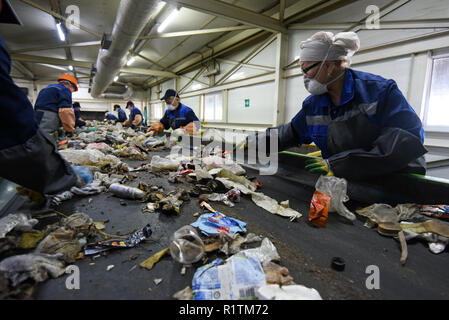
[245,99,250,108]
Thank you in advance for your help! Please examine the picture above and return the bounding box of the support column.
[272,32,288,126]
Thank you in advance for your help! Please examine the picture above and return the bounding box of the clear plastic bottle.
[109,183,145,200]
[169,226,205,265]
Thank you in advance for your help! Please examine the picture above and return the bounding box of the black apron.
[325,102,427,180]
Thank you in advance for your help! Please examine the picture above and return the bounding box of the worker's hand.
[307,150,322,158]
[180,122,196,135]
[305,158,334,176]
[147,122,164,135]
[123,120,130,126]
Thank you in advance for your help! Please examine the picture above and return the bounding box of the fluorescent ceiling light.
[114,75,119,82]
[191,83,202,90]
[56,22,66,42]
[68,65,74,71]
[126,56,136,66]
[158,8,180,33]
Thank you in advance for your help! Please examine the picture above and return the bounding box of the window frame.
[422,50,449,132]
[202,91,223,123]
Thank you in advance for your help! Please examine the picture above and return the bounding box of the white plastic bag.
[315,176,355,221]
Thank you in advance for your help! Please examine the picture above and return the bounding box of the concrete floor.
[31,153,449,300]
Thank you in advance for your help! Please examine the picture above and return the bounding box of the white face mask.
[166,97,178,111]
[303,47,344,96]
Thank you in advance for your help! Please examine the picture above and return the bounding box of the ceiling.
[2,0,447,93]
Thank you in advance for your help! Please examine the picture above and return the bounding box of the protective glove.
[305,158,334,176]
[147,122,164,135]
[307,150,322,158]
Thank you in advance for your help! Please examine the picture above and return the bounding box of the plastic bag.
[72,166,93,185]
[315,176,355,221]
[150,155,181,172]
[0,214,38,238]
[200,156,246,176]
[239,238,280,266]
[356,204,398,224]
[169,226,205,265]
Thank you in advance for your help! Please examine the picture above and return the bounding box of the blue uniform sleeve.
[118,109,127,122]
[291,107,312,146]
[376,80,425,142]
[186,109,200,128]
[160,111,169,129]
[58,87,72,109]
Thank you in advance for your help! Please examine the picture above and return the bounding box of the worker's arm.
[59,107,76,133]
[180,122,197,135]
[241,108,309,154]
[132,114,142,126]
[0,35,77,194]
[328,81,427,180]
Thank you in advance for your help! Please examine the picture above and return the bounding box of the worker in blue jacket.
[73,102,86,127]
[34,73,78,139]
[148,89,200,135]
[0,0,81,195]
[115,104,127,123]
[123,101,143,127]
[247,31,427,180]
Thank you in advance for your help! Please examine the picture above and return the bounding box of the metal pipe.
[90,0,159,97]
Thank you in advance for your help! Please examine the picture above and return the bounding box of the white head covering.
[299,31,361,65]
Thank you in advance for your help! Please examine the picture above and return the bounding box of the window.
[423,53,449,131]
[151,102,164,120]
[203,92,223,122]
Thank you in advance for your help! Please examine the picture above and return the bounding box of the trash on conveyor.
[150,155,181,172]
[173,286,193,300]
[257,284,322,300]
[36,213,97,263]
[220,233,262,256]
[238,238,280,267]
[0,214,38,239]
[377,222,408,265]
[200,156,246,176]
[191,202,247,236]
[192,255,266,300]
[0,253,66,289]
[251,192,303,222]
[169,226,205,265]
[263,262,294,286]
[202,193,235,207]
[420,205,449,219]
[84,224,152,256]
[140,248,169,270]
[51,185,106,206]
[225,189,241,203]
[356,204,399,227]
[315,176,355,221]
[109,183,145,200]
[309,190,330,227]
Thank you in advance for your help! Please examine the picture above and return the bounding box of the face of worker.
[165,96,180,108]
[301,61,336,84]
[61,82,75,92]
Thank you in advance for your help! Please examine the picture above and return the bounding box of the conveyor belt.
[31,149,449,300]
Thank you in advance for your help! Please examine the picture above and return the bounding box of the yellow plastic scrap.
[18,231,46,249]
[140,248,169,270]
[400,220,449,238]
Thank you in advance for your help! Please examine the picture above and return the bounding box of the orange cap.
[58,74,78,92]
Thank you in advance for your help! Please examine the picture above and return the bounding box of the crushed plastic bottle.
[169,226,205,265]
[109,183,145,200]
